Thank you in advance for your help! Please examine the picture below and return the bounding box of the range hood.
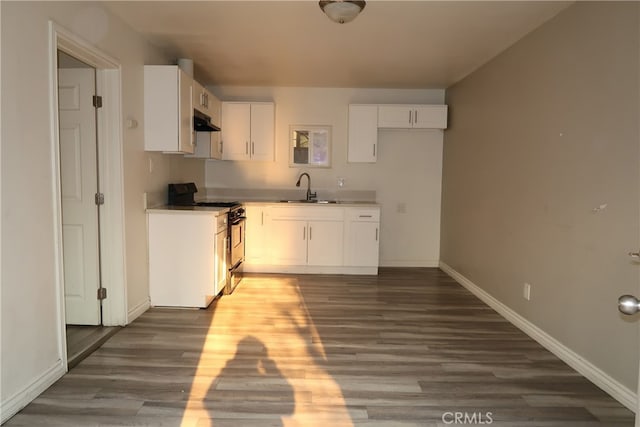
[193,109,220,132]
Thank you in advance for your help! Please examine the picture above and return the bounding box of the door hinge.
[97,287,107,300]
[95,192,105,206]
[93,95,103,109]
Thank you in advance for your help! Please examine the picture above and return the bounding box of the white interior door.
[58,67,101,325]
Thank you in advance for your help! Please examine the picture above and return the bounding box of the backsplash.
[204,187,376,203]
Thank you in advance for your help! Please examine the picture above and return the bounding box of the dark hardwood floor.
[6,268,634,426]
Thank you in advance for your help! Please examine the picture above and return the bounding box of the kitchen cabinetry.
[221,102,274,161]
[192,80,211,117]
[244,204,378,274]
[266,206,344,267]
[190,132,223,160]
[147,210,226,308]
[348,104,378,163]
[378,104,447,129]
[144,65,194,154]
[244,205,268,265]
[189,89,222,160]
[344,208,380,267]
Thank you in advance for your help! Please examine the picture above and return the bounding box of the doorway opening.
[57,50,119,367]
[50,21,128,372]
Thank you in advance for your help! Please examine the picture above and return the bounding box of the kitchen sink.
[279,199,339,204]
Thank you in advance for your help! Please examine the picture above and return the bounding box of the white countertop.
[242,200,380,207]
[146,205,229,215]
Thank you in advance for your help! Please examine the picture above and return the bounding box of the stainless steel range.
[168,183,245,294]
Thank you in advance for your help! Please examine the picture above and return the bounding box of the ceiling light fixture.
[319,0,366,24]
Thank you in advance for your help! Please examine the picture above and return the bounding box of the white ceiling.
[105,1,571,89]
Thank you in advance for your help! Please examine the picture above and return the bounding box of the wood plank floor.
[6,268,634,426]
[66,325,121,369]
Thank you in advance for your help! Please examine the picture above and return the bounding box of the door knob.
[628,251,640,258]
[618,295,640,315]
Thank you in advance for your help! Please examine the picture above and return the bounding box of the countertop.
[147,200,380,214]
[146,205,229,215]
[242,200,380,207]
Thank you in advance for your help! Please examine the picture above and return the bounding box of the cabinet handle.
[373,144,376,157]
[409,110,412,124]
[220,141,223,154]
[245,141,249,155]
[414,110,418,124]
[309,226,312,240]
[261,211,264,226]
[303,227,306,240]
[376,228,379,241]
[359,215,373,218]
[204,93,208,108]
[252,141,255,155]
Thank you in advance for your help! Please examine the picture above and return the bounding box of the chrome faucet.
[296,172,317,201]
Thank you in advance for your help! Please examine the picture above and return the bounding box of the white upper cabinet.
[192,81,219,123]
[221,102,274,161]
[192,80,206,113]
[378,104,447,129]
[189,89,222,160]
[348,104,378,163]
[144,65,194,154]
[413,105,448,129]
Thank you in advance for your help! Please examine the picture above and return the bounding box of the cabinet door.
[378,105,413,128]
[268,219,307,265]
[144,66,194,153]
[307,220,344,266]
[413,105,448,129]
[245,205,266,264]
[221,103,251,160]
[250,103,275,161]
[192,80,204,112]
[345,221,379,267]
[178,69,194,154]
[215,229,227,295]
[207,92,222,159]
[348,105,378,163]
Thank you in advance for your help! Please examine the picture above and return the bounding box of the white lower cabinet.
[245,204,379,274]
[307,220,344,266]
[267,206,344,267]
[148,211,226,307]
[244,205,267,265]
[268,219,308,265]
[344,209,380,267]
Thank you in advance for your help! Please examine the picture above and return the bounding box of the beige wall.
[207,86,445,266]
[442,2,639,391]
[0,1,204,415]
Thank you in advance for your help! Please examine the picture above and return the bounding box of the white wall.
[442,2,639,395]
[206,86,445,266]
[1,1,205,419]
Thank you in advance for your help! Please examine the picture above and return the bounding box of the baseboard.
[380,259,440,268]
[439,261,637,412]
[0,360,66,424]
[127,298,150,323]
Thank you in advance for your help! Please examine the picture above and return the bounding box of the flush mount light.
[319,0,366,24]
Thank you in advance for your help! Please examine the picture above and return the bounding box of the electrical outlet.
[523,283,531,301]
[337,177,345,188]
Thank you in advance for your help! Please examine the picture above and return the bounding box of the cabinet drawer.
[346,208,380,222]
